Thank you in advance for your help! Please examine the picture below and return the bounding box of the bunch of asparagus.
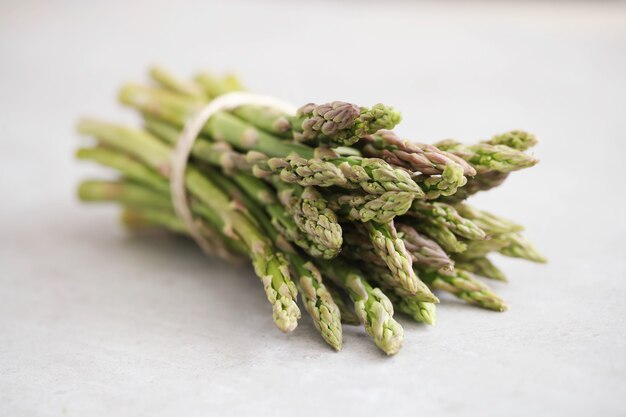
[76,66,545,355]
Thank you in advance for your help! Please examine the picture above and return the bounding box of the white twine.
[170,92,297,254]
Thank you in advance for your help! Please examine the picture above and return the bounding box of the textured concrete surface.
[1,1,625,416]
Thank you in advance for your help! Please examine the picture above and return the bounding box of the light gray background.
[1,1,625,416]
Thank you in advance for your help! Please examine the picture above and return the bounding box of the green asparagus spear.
[259,152,348,188]
[78,118,173,176]
[324,282,361,326]
[461,232,546,263]
[460,237,509,259]
[78,179,172,210]
[440,171,510,203]
[232,105,292,136]
[412,221,468,254]
[327,191,415,223]
[408,201,487,240]
[76,147,170,194]
[435,140,538,174]
[194,71,244,98]
[256,152,425,196]
[420,268,508,312]
[366,266,437,325]
[396,223,453,270]
[454,256,507,282]
[358,130,476,176]
[392,293,437,325]
[454,203,524,235]
[149,66,207,100]
[144,116,253,175]
[78,179,246,259]
[259,101,402,147]
[291,259,343,350]
[317,260,404,355]
[498,233,547,263]
[484,130,537,151]
[365,221,438,302]
[273,180,343,259]
[416,163,468,199]
[121,206,188,234]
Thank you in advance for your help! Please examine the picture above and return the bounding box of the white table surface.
[1,1,625,416]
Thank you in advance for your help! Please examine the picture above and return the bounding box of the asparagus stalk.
[358,130,476,176]
[420,269,508,312]
[434,134,538,202]
[232,105,292,136]
[238,100,402,147]
[257,152,349,187]
[393,293,437,325]
[121,206,188,234]
[77,122,234,238]
[484,130,537,151]
[454,256,507,282]
[273,180,343,259]
[194,71,244,98]
[408,201,487,240]
[327,191,416,223]
[460,237,509,259]
[435,140,538,174]
[149,66,207,100]
[396,223,453,270]
[323,282,361,326]
[440,171,510,203]
[365,221,438,302]
[78,179,247,260]
[454,203,524,235]
[291,259,343,350]
[78,179,172,211]
[77,160,233,250]
[341,226,388,267]
[412,221,468,254]
[78,118,173,176]
[416,163,468,199]
[255,151,425,197]
[461,232,546,263]
[316,260,404,355]
[498,233,547,263]
[76,147,170,194]
[144,116,253,175]
[291,101,401,146]
[367,266,437,325]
